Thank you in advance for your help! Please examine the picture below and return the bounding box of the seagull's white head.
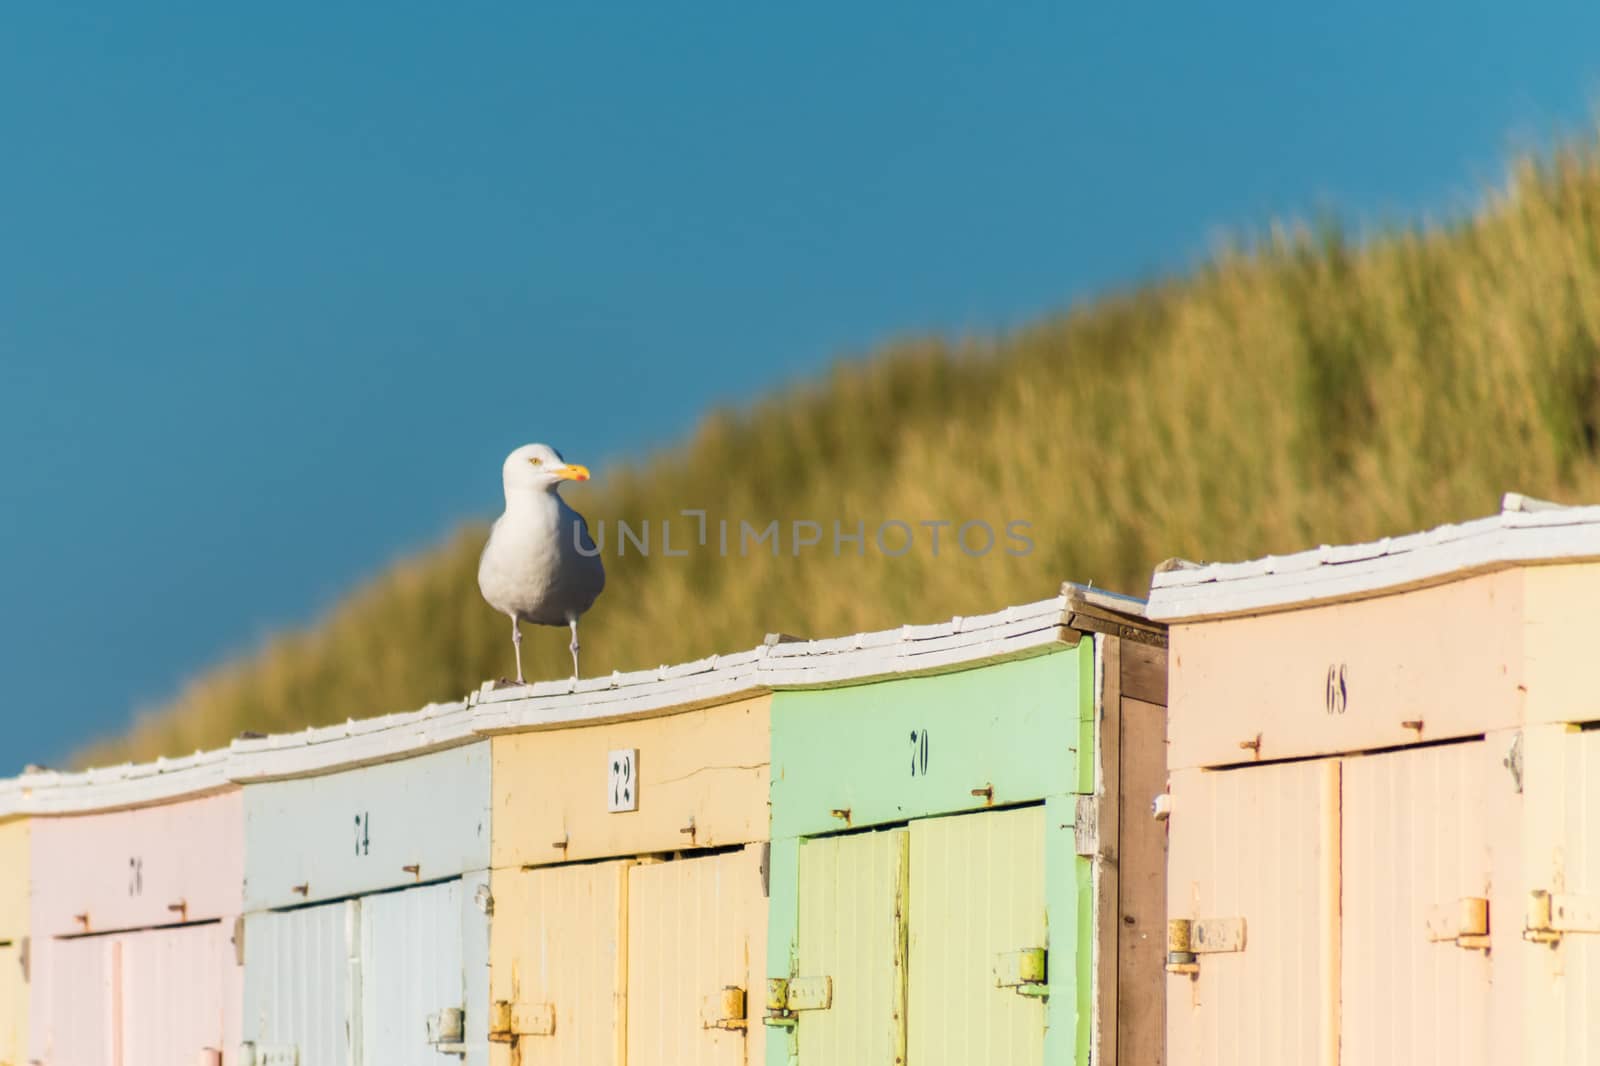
[502,443,591,496]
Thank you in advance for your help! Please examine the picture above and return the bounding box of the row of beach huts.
[3,493,1600,1065]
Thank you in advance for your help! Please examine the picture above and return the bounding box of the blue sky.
[2,1,1597,766]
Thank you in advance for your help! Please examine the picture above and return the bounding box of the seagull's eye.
[529,457,543,467]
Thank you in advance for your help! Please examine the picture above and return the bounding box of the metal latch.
[1525,890,1600,944]
[993,948,1048,997]
[1166,917,1246,974]
[701,986,748,1030]
[489,1000,556,1041]
[1425,897,1490,950]
[763,976,832,1028]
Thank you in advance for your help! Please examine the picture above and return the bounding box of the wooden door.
[490,861,632,1066]
[793,829,909,1066]
[243,901,356,1066]
[908,805,1046,1066]
[361,880,463,1066]
[1340,743,1495,1066]
[1167,760,1341,1066]
[626,847,765,1066]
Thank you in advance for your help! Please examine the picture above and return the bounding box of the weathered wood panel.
[1117,696,1167,1066]
[31,789,243,936]
[1523,563,1600,726]
[770,649,1087,840]
[492,697,769,868]
[1169,570,1524,768]
[244,741,491,910]
[1120,640,1168,706]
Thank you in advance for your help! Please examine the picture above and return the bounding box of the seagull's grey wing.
[557,503,606,616]
[573,510,600,556]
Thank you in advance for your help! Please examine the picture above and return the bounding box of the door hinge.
[1166,917,1246,974]
[701,985,748,1030]
[763,975,832,1027]
[994,947,1049,997]
[489,999,556,1041]
[1525,890,1600,944]
[1425,897,1490,950]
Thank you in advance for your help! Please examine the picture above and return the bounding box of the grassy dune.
[80,140,1600,765]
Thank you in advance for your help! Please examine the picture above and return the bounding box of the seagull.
[478,443,606,683]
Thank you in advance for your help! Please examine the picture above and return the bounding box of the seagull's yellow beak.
[552,463,591,482]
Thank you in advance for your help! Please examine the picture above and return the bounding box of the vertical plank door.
[361,879,464,1066]
[119,923,230,1066]
[1340,742,1496,1066]
[626,846,765,1066]
[908,805,1047,1066]
[0,820,28,1066]
[490,861,632,1066]
[794,829,909,1066]
[46,935,119,1066]
[244,901,356,1066]
[1524,726,1600,1065]
[0,937,24,1066]
[1166,760,1341,1066]
[1117,691,1170,1066]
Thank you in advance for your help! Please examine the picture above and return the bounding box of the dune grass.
[78,138,1600,765]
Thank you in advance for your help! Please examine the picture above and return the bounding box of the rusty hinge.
[763,975,832,1027]
[1525,890,1600,944]
[993,948,1048,997]
[1166,917,1246,974]
[489,999,556,1041]
[1425,897,1490,950]
[701,985,748,1030]
[763,978,795,1029]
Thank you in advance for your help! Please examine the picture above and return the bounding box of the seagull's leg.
[568,618,581,679]
[511,617,526,685]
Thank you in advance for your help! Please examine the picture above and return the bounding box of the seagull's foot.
[487,677,529,692]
